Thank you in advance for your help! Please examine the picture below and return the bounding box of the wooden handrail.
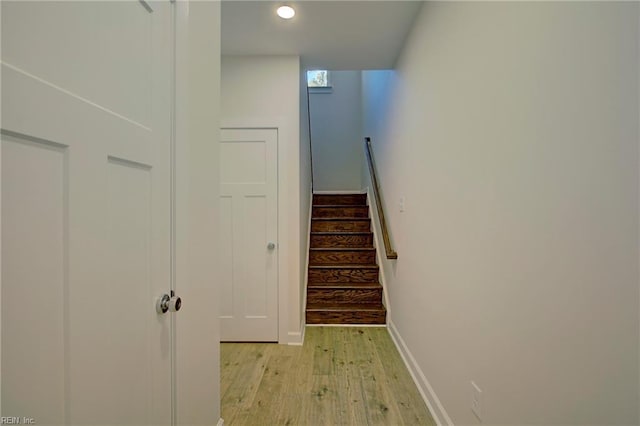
[365,137,398,260]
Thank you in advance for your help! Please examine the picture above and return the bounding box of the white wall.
[310,71,363,191]
[362,2,639,425]
[220,55,304,344]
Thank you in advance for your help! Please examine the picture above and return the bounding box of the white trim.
[174,2,221,423]
[173,4,187,422]
[298,182,313,341]
[169,3,178,421]
[221,117,286,130]
[388,321,454,426]
[287,327,306,346]
[308,87,333,95]
[302,187,312,302]
[221,117,290,345]
[306,324,387,328]
[0,0,3,410]
[217,418,225,426]
[637,6,640,423]
[313,190,366,195]
[365,185,391,319]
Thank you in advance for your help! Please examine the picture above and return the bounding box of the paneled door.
[2,1,175,424]
[220,128,278,342]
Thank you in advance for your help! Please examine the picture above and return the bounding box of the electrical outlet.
[399,197,405,212]
[471,381,482,421]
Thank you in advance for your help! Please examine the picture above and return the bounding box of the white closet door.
[220,128,278,342]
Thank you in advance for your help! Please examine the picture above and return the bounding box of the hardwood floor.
[221,327,436,426]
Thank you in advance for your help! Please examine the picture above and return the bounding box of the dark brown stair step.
[313,194,367,206]
[309,248,376,265]
[312,205,369,218]
[310,232,373,248]
[308,265,379,283]
[307,282,382,289]
[311,218,371,232]
[307,284,382,304]
[306,280,381,287]
[306,303,386,325]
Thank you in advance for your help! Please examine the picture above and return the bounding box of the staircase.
[306,193,386,325]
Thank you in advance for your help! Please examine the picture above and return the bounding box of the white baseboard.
[313,190,367,194]
[287,326,306,346]
[217,418,224,426]
[388,321,454,426]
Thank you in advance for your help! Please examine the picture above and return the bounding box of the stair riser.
[310,251,376,265]
[311,221,370,232]
[308,268,379,283]
[313,194,367,206]
[312,206,369,218]
[307,288,382,304]
[306,310,386,325]
[310,234,373,248]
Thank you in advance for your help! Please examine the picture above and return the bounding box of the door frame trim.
[221,118,290,345]
[1,2,4,409]
[174,1,222,423]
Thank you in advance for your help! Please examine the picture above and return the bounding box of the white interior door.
[220,128,278,342]
[2,1,174,424]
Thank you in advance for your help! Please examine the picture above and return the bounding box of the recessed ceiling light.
[277,5,295,20]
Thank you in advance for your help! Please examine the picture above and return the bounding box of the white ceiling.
[221,1,423,70]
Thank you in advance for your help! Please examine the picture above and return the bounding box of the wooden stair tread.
[312,204,368,208]
[308,282,382,289]
[311,231,373,235]
[310,262,377,267]
[310,233,374,248]
[313,194,367,206]
[313,206,369,218]
[306,303,385,311]
[312,218,370,221]
[308,282,380,287]
[309,264,378,269]
[310,247,376,252]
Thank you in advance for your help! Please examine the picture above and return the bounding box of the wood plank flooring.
[221,327,436,426]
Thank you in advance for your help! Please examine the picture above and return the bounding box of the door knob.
[169,294,182,312]
[267,242,276,250]
[156,294,170,314]
[156,292,182,314]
